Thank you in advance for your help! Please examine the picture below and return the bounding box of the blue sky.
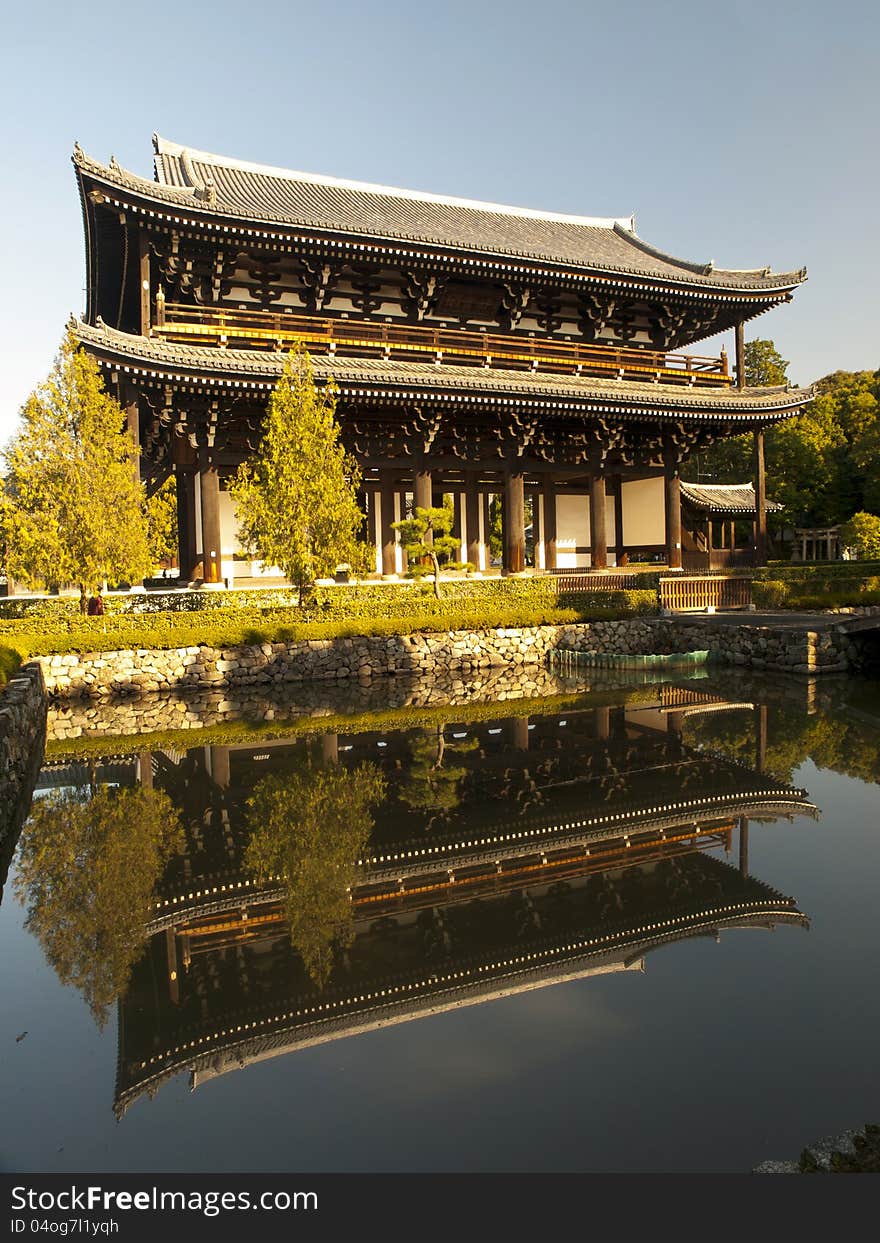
[2,0,878,442]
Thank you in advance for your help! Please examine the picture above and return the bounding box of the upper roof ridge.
[152,134,636,233]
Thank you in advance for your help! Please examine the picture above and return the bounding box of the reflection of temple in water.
[39,687,816,1118]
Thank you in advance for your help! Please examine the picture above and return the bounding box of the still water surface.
[2,668,879,1172]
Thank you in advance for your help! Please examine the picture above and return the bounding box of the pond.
[2,667,879,1173]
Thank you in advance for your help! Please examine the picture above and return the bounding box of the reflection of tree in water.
[244,763,385,988]
[398,726,478,831]
[14,787,182,1028]
[684,706,880,787]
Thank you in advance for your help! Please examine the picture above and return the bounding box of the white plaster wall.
[556,494,589,569]
[621,476,665,547]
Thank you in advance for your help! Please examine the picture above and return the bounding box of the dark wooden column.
[664,468,682,569]
[755,703,767,773]
[138,751,153,789]
[503,471,525,574]
[511,716,530,750]
[542,476,557,571]
[466,476,482,569]
[738,815,749,876]
[198,449,222,584]
[379,471,397,576]
[754,429,767,566]
[735,322,746,390]
[590,474,608,569]
[321,734,339,765]
[175,464,198,580]
[593,706,610,740]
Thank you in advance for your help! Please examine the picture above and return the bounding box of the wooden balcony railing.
[152,302,733,387]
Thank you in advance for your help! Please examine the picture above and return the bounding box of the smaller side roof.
[681,482,783,514]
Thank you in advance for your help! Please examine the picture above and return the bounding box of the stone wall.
[47,663,577,742]
[0,662,48,872]
[35,615,867,702]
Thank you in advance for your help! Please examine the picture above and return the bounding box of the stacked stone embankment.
[0,662,48,857]
[35,615,866,702]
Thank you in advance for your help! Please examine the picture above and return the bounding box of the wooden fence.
[659,575,752,612]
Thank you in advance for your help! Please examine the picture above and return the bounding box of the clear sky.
[2,0,878,444]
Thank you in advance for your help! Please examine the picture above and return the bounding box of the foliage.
[229,344,366,603]
[244,762,385,987]
[488,495,503,562]
[393,501,461,598]
[684,348,880,531]
[0,644,21,686]
[839,512,880,560]
[0,580,659,659]
[14,785,182,1026]
[1,329,152,592]
[743,339,790,388]
[398,726,478,829]
[146,476,178,567]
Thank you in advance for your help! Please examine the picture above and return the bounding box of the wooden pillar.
[380,471,397,576]
[321,734,339,765]
[754,429,767,566]
[664,469,682,570]
[542,476,557,571]
[735,322,746,390]
[593,706,610,741]
[590,474,607,569]
[466,476,482,569]
[198,451,222,584]
[124,387,141,487]
[613,479,624,564]
[529,487,540,568]
[138,751,153,789]
[738,815,749,876]
[138,228,151,337]
[414,470,432,514]
[503,471,525,574]
[211,745,230,788]
[166,929,180,1005]
[175,465,198,581]
[511,716,529,750]
[755,703,767,774]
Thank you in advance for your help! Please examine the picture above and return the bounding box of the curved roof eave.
[73,143,807,298]
[73,319,814,421]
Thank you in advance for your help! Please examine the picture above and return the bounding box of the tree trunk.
[430,551,442,599]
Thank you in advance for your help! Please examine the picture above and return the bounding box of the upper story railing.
[152,301,733,388]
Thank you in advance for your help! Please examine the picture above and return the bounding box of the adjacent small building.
[72,137,810,580]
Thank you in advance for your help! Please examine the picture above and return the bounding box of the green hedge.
[752,578,880,610]
[0,580,659,659]
[0,596,659,661]
[0,645,22,687]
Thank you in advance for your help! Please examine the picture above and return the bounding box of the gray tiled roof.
[681,481,784,513]
[72,140,806,293]
[75,320,812,420]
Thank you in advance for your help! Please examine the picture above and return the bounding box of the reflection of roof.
[681,481,784,514]
[73,320,813,421]
[72,137,806,295]
[115,851,808,1117]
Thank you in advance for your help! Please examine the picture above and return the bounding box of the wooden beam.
[664,469,682,569]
